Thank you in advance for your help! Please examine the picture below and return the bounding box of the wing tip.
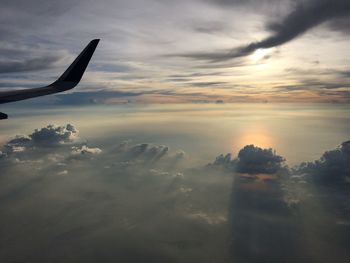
[54,39,100,87]
[90,39,100,46]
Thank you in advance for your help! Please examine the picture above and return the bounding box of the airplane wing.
[0,39,100,119]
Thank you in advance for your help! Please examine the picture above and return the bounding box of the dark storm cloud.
[180,0,350,62]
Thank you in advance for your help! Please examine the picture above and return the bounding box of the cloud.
[2,124,78,155]
[236,145,285,174]
[1,123,350,262]
[211,153,236,170]
[0,0,348,103]
[0,122,233,263]
[30,124,78,146]
[57,170,69,176]
[180,0,350,62]
[71,145,102,155]
[209,145,285,174]
[296,140,350,184]
[261,0,350,45]
[0,56,62,74]
[206,0,287,8]
[328,16,350,33]
[112,141,187,168]
[187,81,229,87]
[1,123,187,171]
[3,135,32,153]
[54,90,143,105]
[0,150,6,159]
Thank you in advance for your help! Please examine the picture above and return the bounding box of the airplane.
[0,39,100,119]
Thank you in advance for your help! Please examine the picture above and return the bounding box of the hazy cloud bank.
[1,123,350,262]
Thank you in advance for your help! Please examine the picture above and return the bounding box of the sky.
[1,1,350,262]
[1,0,350,103]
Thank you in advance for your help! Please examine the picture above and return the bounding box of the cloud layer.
[1,123,350,262]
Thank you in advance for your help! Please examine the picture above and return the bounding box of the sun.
[250,48,271,63]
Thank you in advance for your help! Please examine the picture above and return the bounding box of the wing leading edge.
[0,39,99,119]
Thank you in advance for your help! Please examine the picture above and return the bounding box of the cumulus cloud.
[129,143,169,160]
[71,145,102,155]
[112,141,186,167]
[0,124,81,167]
[30,124,78,145]
[209,145,285,174]
[296,140,350,183]
[3,124,79,153]
[211,153,236,170]
[1,124,188,175]
[3,135,32,153]
[236,145,285,174]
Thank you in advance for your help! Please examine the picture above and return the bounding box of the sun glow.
[236,125,275,151]
[240,132,273,148]
[250,48,272,63]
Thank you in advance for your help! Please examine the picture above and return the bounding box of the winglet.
[52,39,100,89]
